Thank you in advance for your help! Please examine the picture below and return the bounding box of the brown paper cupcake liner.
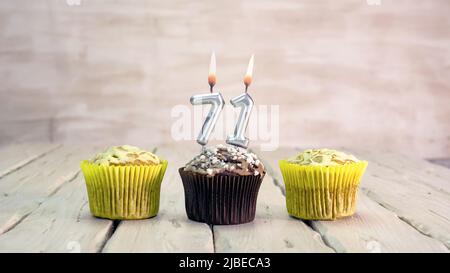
[179,168,264,225]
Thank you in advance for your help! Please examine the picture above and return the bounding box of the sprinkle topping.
[184,144,265,176]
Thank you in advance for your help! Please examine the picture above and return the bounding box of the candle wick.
[245,85,248,93]
[210,85,214,93]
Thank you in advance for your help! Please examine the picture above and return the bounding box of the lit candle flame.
[243,54,254,90]
[208,52,216,91]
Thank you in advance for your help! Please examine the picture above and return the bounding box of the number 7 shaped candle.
[226,55,255,148]
[190,52,225,146]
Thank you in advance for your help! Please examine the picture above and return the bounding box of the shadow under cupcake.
[179,144,265,225]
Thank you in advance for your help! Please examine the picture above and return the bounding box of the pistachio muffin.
[179,144,265,225]
[81,145,168,220]
[91,145,161,166]
[279,149,368,220]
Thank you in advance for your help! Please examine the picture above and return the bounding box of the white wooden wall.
[0,0,449,158]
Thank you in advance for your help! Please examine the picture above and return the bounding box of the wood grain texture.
[311,194,448,253]
[103,145,214,253]
[0,143,60,178]
[356,152,450,249]
[0,144,448,252]
[0,175,113,253]
[213,152,334,252]
[0,145,95,235]
[256,147,450,252]
[350,150,450,241]
[358,150,450,195]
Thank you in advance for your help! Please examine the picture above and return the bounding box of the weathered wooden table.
[0,143,449,253]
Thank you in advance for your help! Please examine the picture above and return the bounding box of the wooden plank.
[257,147,449,252]
[356,150,450,195]
[0,143,60,178]
[382,153,450,178]
[345,150,450,249]
[0,174,113,252]
[0,145,96,235]
[361,166,450,249]
[213,148,333,253]
[311,194,448,253]
[103,145,214,253]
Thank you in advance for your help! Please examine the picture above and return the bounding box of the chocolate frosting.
[184,144,265,176]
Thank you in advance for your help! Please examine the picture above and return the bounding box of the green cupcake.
[279,149,368,220]
[81,145,168,220]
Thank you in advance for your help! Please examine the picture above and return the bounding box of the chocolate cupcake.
[179,144,265,225]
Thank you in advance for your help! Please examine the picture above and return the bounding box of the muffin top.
[288,149,360,166]
[91,145,160,166]
[184,144,265,176]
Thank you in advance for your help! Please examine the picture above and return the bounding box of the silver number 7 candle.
[227,55,255,148]
[191,52,225,146]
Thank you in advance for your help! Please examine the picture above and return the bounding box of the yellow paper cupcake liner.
[279,160,368,220]
[80,160,168,220]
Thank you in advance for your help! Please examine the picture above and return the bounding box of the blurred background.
[0,0,449,159]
